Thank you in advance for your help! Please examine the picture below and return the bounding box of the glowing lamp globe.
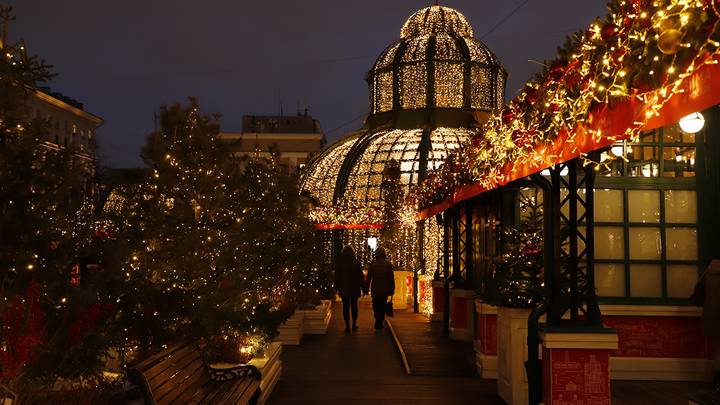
[678,112,705,134]
[367,237,378,251]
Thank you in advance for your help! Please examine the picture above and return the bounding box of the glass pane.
[628,227,661,260]
[661,147,696,178]
[595,227,625,260]
[638,130,657,142]
[666,227,698,260]
[667,264,699,298]
[664,190,697,223]
[594,189,623,222]
[663,124,695,144]
[596,263,626,297]
[519,188,543,224]
[630,264,663,298]
[627,145,659,177]
[628,190,660,223]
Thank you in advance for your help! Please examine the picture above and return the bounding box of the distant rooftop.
[37,86,85,110]
[242,112,323,134]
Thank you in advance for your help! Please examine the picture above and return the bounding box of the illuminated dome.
[300,5,506,217]
[368,4,506,116]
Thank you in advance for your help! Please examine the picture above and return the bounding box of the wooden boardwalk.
[269,300,714,404]
[267,300,503,405]
[386,306,476,377]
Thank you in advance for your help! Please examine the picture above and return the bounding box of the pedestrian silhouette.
[366,247,395,330]
[334,245,365,334]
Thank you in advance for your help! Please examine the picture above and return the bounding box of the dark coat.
[366,257,395,298]
[334,253,364,298]
[700,260,720,338]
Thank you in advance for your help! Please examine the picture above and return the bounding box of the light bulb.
[678,112,705,134]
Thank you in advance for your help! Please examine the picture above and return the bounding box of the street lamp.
[678,112,705,134]
[367,237,378,251]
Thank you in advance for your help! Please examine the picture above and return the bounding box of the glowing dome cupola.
[367,5,506,124]
[300,5,507,226]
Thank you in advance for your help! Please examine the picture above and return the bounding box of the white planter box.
[497,307,532,405]
[273,311,305,345]
[248,342,282,405]
[299,300,332,334]
[392,271,412,310]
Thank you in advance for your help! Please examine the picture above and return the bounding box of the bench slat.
[132,341,261,405]
[144,344,198,384]
[153,359,205,404]
[133,342,190,371]
[167,366,211,405]
[184,378,222,405]
[197,380,235,405]
[226,378,260,404]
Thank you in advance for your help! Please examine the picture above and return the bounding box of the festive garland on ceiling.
[309,201,416,229]
[409,0,720,211]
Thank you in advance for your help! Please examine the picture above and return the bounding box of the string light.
[411,0,720,211]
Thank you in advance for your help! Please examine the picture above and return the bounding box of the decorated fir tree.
[484,188,544,308]
[105,99,328,356]
[1,8,119,401]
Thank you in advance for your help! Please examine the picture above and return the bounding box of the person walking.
[334,245,365,334]
[366,247,395,330]
[692,259,720,388]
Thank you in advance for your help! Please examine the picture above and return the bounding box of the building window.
[594,187,699,301]
[602,124,696,178]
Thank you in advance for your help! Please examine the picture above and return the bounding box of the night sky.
[10,0,607,168]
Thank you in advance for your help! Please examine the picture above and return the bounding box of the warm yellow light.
[678,112,705,134]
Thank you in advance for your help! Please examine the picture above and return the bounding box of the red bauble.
[471,134,484,147]
[548,103,560,113]
[548,59,567,82]
[524,87,539,105]
[600,24,620,42]
[580,73,595,91]
[611,48,627,65]
[564,71,582,90]
[501,108,516,125]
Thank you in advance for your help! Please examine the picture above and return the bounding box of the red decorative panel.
[432,286,444,313]
[544,348,611,405]
[451,297,468,329]
[476,314,497,355]
[603,315,711,358]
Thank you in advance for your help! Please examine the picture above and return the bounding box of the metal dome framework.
[299,5,506,223]
[368,5,507,114]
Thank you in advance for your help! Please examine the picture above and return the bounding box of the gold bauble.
[658,29,683,55]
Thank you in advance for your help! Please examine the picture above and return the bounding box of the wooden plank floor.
[267,300,504,405]
[268,300,714,404]
[612,380,714,405]
[387,306,476,377]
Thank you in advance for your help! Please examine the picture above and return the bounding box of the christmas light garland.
[410,0,720,213]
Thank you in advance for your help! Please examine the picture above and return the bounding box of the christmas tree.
[105,99,328,356]
[483,188,544,308]
[1,7,119,401]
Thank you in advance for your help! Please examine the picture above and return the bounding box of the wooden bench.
[128,341,261,405]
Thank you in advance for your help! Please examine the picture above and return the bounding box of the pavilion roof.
[412,0,720,220]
